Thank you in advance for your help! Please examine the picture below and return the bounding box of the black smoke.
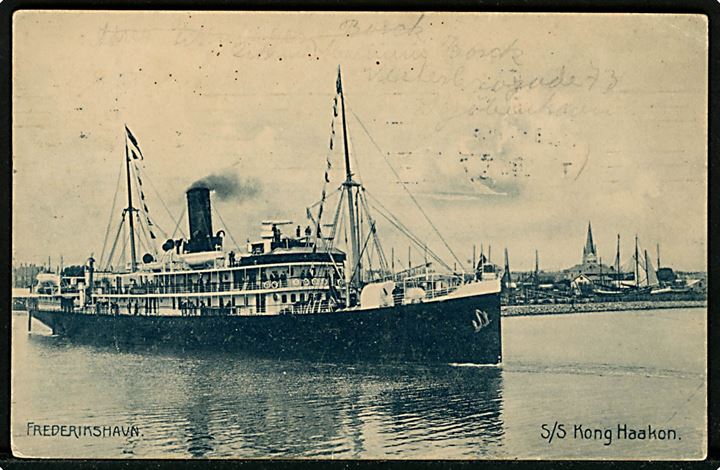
[188,172,261,201]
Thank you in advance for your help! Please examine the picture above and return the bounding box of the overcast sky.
[12,12,707,272]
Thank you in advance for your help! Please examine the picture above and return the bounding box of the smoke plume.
[188,172,261,201]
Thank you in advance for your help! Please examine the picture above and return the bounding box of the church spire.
[583,221,597,264]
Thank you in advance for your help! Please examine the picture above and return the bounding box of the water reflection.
[14,309,705,459]
[182,361,215,458]
[18,313,505,457]
[162,353,504,458]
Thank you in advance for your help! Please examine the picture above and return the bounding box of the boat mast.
[337,66,361,289]
[634,235,639,287]
[615,234,620,284]
[124,135,138,272]
[644,249,650,287]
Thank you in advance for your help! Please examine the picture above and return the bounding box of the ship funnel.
[185,187,220,253]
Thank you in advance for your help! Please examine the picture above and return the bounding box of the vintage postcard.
[11,11,707,459]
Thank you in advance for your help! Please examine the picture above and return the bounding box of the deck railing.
[96,276,342,296]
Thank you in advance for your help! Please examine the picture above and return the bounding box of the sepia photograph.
[10,11,707,459]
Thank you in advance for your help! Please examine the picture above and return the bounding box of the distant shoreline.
[502,300,707,317]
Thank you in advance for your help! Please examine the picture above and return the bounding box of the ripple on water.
[10,308,706,459]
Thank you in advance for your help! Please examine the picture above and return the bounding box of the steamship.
[28,68,502,364]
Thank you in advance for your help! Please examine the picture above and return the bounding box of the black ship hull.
[30,292,501,364]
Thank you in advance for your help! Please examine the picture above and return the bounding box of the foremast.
[124,130,138,272]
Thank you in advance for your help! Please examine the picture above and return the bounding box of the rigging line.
[119,216,128,271]
[361,193,389,274]
[212,204,242,252]
[323,247,345,287]
[349,108,466,273]
[137,178,169,241]
[372,205,452,273]
[135,209,156,256]
[356,193,362,259]
[308,187,343,209]
[364,190,452,271]
[306,208,318,232]
[170,204,187,239]
[328,189,345,250]
[107,210,129,270]
[317,200,347,282]
[313,108,340,249]
[318,191,341,249]
[365,232,375,280]
[368,201,448,271]
[346,127,364,187]
[312,199,323,249]
[138,163,185,238]
[364,186,446,268]
[372,225,388,274]
[134,192,158,255]
[357,191,372,274]
[99,158,125,268]
[129,164,153,249]
[327,192,345,254]
[343,209,350,284]
[375,200,438,267]
[358,188,388,272]
[312,176,343,249]
[135,216,152,258]
[315,191,336,253]
[104,210,126,271]
[131,163,168,241]
[133,211,149,256]
[350,223,375,284]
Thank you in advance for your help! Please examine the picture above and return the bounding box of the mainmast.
[337,67,361,289]
[124,135,138,272]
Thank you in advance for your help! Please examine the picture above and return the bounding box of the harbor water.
[11,307,706,459]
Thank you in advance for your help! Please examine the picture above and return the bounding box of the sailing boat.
[28,68,503,364]
[617,235,660,293]
[594,234,627,296]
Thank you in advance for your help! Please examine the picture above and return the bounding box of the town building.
[561,222,615,281]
